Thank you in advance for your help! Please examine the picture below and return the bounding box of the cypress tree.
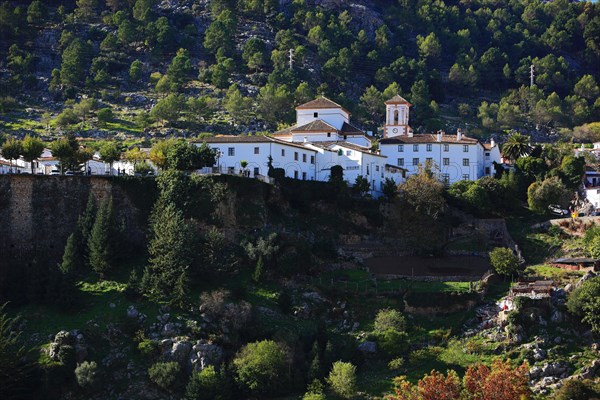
[88,197,114,277]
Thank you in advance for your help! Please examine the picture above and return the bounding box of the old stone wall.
[0,175,149,272]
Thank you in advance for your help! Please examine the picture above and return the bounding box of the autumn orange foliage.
[388,359,531,400]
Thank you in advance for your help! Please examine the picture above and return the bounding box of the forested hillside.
[0,0,599,141]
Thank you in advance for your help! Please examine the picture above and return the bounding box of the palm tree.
[502,132,532,162]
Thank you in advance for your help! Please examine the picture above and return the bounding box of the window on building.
[426,157,433,163]
[426,144,432,152]
[254,147,259,154]
[346,150,352,156]
[227,166,235,174]
[397,158,404,166]
[376,165,379,172]
[294,152,298,161]
[398,145,404,152]
[294,170,298,179]
[485,152,490,158]
[343,135,347,140]
[485,167,490,175]
[463,145,469,152]
[302,154,307,162]
[310,155,315,164]
[327,132,331,137]
[302,172,307,180]
[228,147,235,156]
[367,166,370,175]
[281,149,285,157]
[413,158,419,166]
[314,112,318,118]
[463,158,469,166]
[443,144,449,152]
[413,144,419,151]
[463,174,470,180]
[443,158,449,166]
[254,167,259,176]
[442,174,450,184]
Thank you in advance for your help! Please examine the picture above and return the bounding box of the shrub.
[327,361,357,399]
[553,379,591,400]
[148,361,180,390]
[75,361,99,390]
[137,340,158,358]
[233,340,288,396]
[374,309,406,333]
[376,329,409,357]
[489,247,520,276]
[388,357,404,371]
[184,365,228,400]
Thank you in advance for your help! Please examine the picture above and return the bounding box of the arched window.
[394,109,399,124]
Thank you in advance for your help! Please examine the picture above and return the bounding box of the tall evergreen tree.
[142,202,193,303]
[88,197,114,277]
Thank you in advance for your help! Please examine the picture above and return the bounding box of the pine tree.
[78,193,96,265]
[88,197,114,277]
[60,232,81,274]
[142,202,193,302]
[252,255,264,283]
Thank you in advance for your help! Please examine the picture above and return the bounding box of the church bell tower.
[384,95,412,138]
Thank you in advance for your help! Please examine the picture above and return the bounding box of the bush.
[138,339,158,358]
[75,361,99,390]
[184,365,228,400]
[489,247,520,276]
[552,379,591,400]
[233,340,288,396]
[376,329,409,357]
[373,309,406,333]
[327,361,357,399]
[388,357,404,371]
[148,361,180,390]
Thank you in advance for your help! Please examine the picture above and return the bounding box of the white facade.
[379,95,501,184]
[296,107,349,130]
[585,169,600,209]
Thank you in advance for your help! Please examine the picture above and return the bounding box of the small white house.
[584,167,600,209]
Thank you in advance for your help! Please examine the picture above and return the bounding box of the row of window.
[397,144,470,152]
[439,174,471,184]
[226,147,315,164]
[397,158,471,166]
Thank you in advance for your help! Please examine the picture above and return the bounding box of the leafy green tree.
[400,165,446,219]
[186,96,217,123]
[417,32,441,63]
[97,108,113,126]
[527,176,571,213]
[382,178,398,201]
[360,86,384,125]
[60,39,92,87]
[129,60,143,82]
[224,84,253,125]
[574,74,600,101]
[353,175,370,197]
[99,142,121,175]
[75,0,98,22]
[166,48,192,87]
[374,309,406,333]
[489,247,520,277]
[117,19,136,44]
[258,83,292,125]
[133,0,155,22]
[165,140,216,171]
[50,136,77,173]
[327,361,357,399]
[26,0,47,24]
[567,277,600,334]
[1,137,22,170]
[88,197,115,277]
[151,94,185,126]
[558,155,585,190]
[242,38,267,71]
[148,361,180,390]
[0,303,32,399]
[184,365,229,400]
[75,361,100,391]
[233,340,288,396]
[142,202,193,304]
[203,10,237,55]
[502,133,532,162]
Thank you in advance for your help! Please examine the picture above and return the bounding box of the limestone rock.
[357,341,377,354]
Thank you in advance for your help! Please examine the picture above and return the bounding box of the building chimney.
[436,130,442,142]
[457,128,462,141]
[490,138,495,148]
[304,136,308,143]
[408,128,413,138]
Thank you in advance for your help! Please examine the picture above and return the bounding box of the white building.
[584,167,600,209]
[378,96,500,184]
[197,97,405,194]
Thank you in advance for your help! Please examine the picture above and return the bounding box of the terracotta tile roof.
[291,120,338,132]
[340,122,364,135]
[296,96,350,114]
[380,133,480,145]
[385,95,412,106]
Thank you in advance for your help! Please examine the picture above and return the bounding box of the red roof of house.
[296,97,350,114]
[385,95,412,106]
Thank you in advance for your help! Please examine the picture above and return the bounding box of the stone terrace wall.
[0,175,149,271]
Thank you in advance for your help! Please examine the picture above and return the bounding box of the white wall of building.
[380,141,485,184]
[296,108,349,130]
